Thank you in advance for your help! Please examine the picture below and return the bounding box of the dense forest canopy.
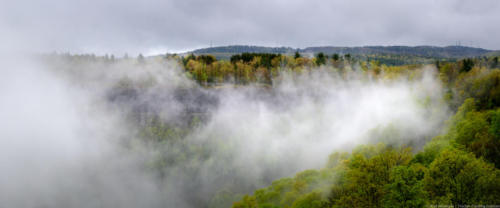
[3,0,500,206]
[20,51,498,208]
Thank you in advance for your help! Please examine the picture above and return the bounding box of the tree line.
[44,52,500,207]
[231,55,500,208]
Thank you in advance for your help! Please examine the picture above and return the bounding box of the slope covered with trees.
[190,45,496,63]
[43,52,500,208]
[229,55,500,208]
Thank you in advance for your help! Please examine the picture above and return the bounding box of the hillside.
[189,45,494,59]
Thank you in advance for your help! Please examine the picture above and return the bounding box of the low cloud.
[0,55,449,207]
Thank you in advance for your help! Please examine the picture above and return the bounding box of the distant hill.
[189,45,495,59]
[301,46,492,58]
[192,45,295,54]
[486,51,500,57]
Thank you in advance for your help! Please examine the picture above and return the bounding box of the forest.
[32,52,500,208]
[191,45,493,61]
[3,0,500,207]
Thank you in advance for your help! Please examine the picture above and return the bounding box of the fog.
[0,55,449,207]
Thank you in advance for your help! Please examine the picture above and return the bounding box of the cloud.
[0,55,450,207]
[1,0,499,54]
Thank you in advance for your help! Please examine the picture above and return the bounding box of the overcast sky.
[1,0,499,55]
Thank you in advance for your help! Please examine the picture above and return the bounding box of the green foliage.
[331,54,339,61]
[326,152,349,169]
[315,53,326,66]
[233,146,415,208]
[344,53,351,60]
[383,164,427,208]
[459,58,474,73]
[233,169,334,208]
[234,85,500,208]
[192,45,491,61]
[230,53,281,68]
[183,53,196,67]
[291,192,328,208]
[437,98,500,168]
[424,149,500,206]
[294,51,301,59]
[411,136,450,166]
[333,147,412,208]
[443,67,500,110]
[490,109,500,138]
[48,53,500,207]
[197,54,217,65]
[232,195,258,208]
[492,56,499,68]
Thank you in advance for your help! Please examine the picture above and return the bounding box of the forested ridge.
[190,45,496,62]
[43,52,500,208]
[216,54,500,207]
[4,0,500,206]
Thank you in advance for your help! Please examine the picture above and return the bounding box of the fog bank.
[0,56,449,207]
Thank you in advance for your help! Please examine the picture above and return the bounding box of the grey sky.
[1,0,499,55]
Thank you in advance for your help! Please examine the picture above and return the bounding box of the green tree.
[445,99,500,167]
[344,54,351,60]
[295,51,301,59]
[232,195,257,208]
[315,53,326,66]
[424,149,500,206]
[336,147,412,208]
[332,54,339,61]
[411,136,449,166]
[291,192,328,208]
[459,58,474,72]
[383,164,427,208]
[491,57,498,68]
